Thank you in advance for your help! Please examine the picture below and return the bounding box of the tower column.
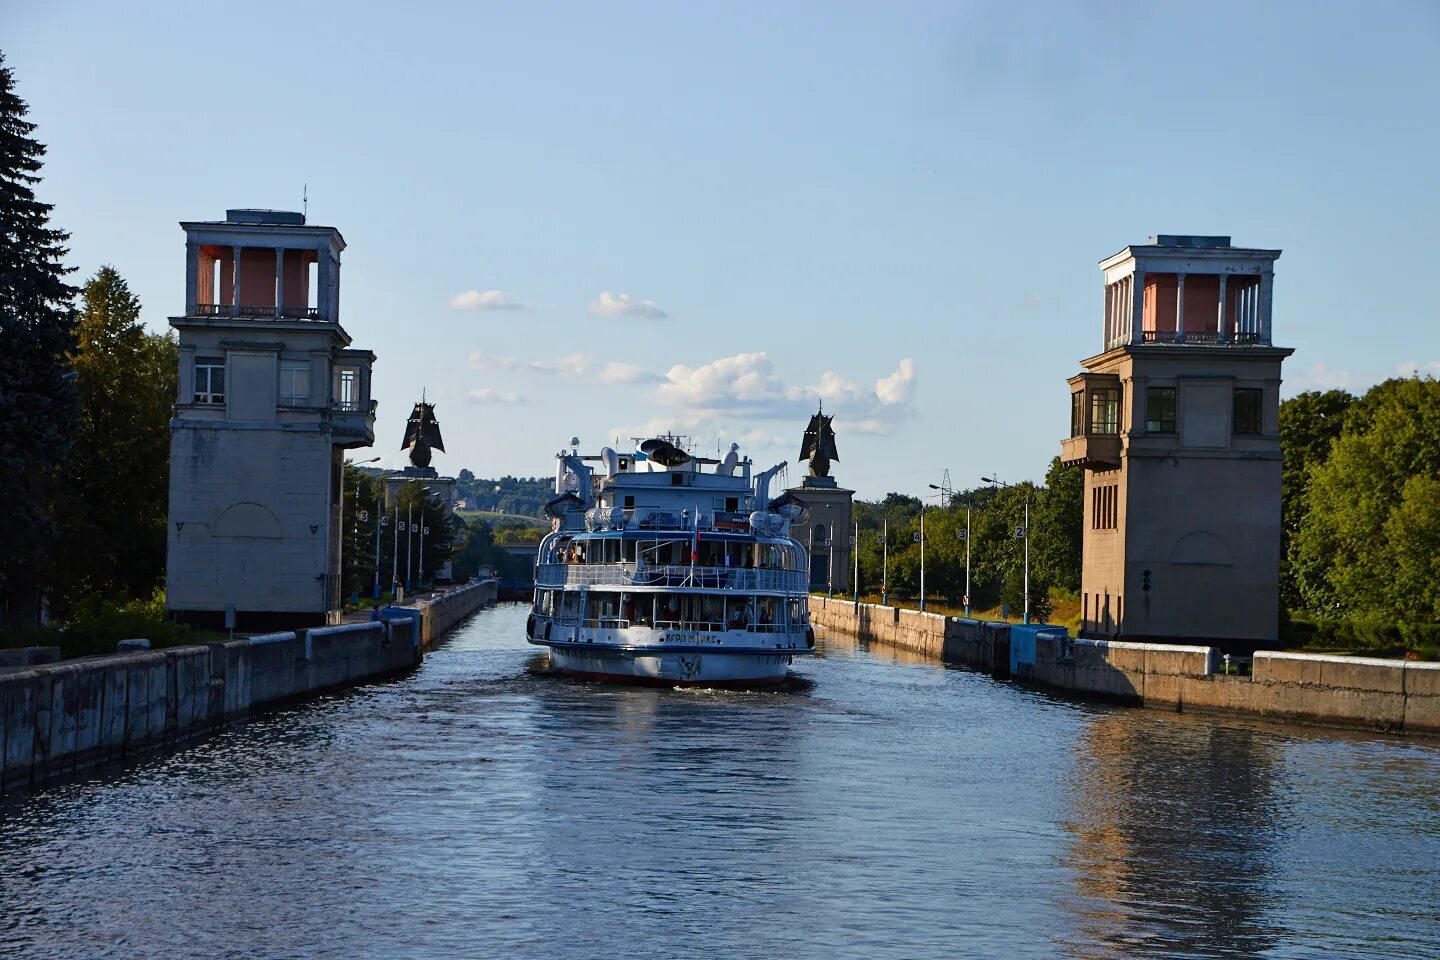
[1175,273,1186,341]
[317,252,331,321]
[231,245,241,311]
[275,247,285,318]
[1217,274,1228,342]
[1130,270,1146,343]
[1259,268,1274,344]
[185,241,199,315]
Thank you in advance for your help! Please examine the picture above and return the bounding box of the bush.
[1282,611,1440,654]
[0,590,191,659]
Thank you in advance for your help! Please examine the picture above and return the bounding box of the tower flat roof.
[1147,234,1230,248]
[226,209,305,225]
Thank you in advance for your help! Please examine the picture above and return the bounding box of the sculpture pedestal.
[787,476,854,593]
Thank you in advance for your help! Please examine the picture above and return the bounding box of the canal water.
[2,604,1438,959]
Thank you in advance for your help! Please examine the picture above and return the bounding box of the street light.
[851,522,859,605]
[914,503,927,612]
[879,519,889,606]
[338,456,380,607]
[982,475,1030,625]
[935,484,973,617]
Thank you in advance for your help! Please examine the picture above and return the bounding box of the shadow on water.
[524,657,817,696]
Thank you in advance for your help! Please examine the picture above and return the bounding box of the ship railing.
[535,563,806,592]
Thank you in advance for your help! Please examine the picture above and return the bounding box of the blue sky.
[9,1,1440,498]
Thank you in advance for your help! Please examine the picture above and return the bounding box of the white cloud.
[1287,361,1359,393]
[450,289,524,311]
[598,361,663,384]
[469,351,589,376]
[589,291,668,320]
[649,352,916,435]
[874,358,917,406]
[466,387,523,404]
[1396,360,1440,379]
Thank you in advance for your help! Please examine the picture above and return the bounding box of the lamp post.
[852,522,859,605]
[406,504,414,591]
[982,475,1030,624]
[880,519,888,606]
[374,498,386,602]
[964,498,972,617]
[826,533,834,598]
[391,503,400,600]
[914,506,927,612]
[338,456,380,607]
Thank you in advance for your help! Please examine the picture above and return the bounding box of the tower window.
[1089,388,1120,435]
[1233,388,1263,435]
[1070,391,1085,437]
[1145,387,1176,433]
[1091,481,1118,530]
[194,357,225,405]
[279,361,310,405]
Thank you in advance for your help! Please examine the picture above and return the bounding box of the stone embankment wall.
[415,579,497,648]
[809,597,1440,737]
[0,580,499,792]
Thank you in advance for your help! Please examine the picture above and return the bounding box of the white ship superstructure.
[526,437,814,686]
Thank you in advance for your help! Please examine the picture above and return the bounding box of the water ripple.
[2,604,1437,959]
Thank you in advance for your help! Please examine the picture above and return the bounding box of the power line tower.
[928,468,953,507]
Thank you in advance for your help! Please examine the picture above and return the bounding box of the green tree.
[1278,389,1354,608]
[53,267,177,610]
[339,464,384,600]
[1293,376,1440,621]
[1030,457,1082,593]
[0,52,78,627]
[391,482,454,589]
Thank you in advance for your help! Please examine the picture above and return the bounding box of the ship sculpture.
[401,400,446,470]
[799,406,839,478]
[526,435,814,686]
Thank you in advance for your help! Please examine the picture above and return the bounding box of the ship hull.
[545,645,794,686]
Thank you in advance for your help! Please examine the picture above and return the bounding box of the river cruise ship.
[526,437,814,686]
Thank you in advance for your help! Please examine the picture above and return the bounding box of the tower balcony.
[1060,433,1121,469]
[329,398,377,448]
[1062,371,1122,469]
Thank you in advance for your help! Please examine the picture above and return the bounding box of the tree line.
[850,457,1083,621]
[1281,380,1440,645]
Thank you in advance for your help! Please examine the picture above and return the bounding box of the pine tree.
[0,51,79,627]
[53,267,177,610]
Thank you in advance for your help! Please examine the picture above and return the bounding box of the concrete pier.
[0,579,498,792]
[809,596,1440,737]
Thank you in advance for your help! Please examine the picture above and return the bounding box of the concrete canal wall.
[809,596,1440,737]
[415,578,498,648]
[0,579,499,792]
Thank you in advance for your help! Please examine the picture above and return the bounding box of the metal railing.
[330,399,376,415]
[1140,330,1263,345]
[195,303,323,320]
[538,614,801,635]
[535,563,806,593]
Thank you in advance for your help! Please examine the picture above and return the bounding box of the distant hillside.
[454,471,552,518]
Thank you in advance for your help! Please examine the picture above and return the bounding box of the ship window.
[670,473,685,486]
[194,357,225,405]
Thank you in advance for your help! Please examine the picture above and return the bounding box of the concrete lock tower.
[1060,235,1292,649]
[166,209,376,629]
